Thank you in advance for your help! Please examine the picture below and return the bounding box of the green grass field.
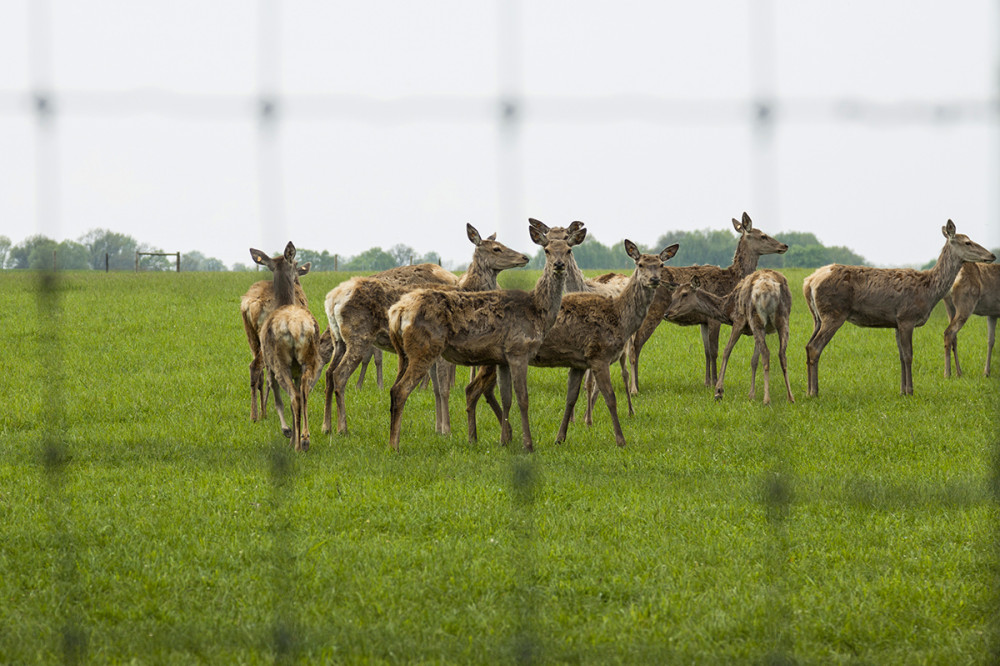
[1,267,998,664]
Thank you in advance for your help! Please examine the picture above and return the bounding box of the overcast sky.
[0,1,997,269]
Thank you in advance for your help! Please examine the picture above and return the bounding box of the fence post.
[105,253,109,273]
[134,251,139,273]
[52,249,57,271]
[176,252,181,272]
[334,254,338,271]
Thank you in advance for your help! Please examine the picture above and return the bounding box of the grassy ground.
[0,267,997,664]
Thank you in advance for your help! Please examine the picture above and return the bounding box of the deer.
[804,219,995,397]
[626,212,788,394]
[251,242,326,451]
[943,262,1000,378]
[322,224,529,436]
[667,270,794,405]
[387,223,573,452]
[240,261,312,422]
[466,240,678,446]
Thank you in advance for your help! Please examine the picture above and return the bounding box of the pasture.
[1,267,998,663]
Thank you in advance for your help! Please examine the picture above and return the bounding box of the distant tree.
[341,247,396,272]
[230,262,255,272]
[8,235,55,269]
[79,228,141,270]
[389,243,418,267]
[0,235,11,269]
[418,251,442,266]
[9,236,89,270]
[294,248,340,271]
[180,251,226,271]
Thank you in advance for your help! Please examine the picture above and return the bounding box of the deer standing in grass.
[251,242,326,451]
[467,240,678,446]
[627,213,788,393]
[387,223,572,452]
[667,270,794,405]
[943,262,1000,378]
[804,220,995,396]
[322,224,529,436]
[240,262,312,422]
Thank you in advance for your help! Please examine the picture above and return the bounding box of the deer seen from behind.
[667,270,794,405]
[803,219,995,396]
[251,242,326,451]
[627,213,788,394]
[387,223,573,452]
[943,262,1000,378]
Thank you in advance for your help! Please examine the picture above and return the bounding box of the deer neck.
[533,265,568,327]
[617,272,658,333]
[925,242,968,303]
[458,253,499,291]
[561,256,589,293]
[697,289,735,326]
[728,236,760,279]
[272,271,296,307]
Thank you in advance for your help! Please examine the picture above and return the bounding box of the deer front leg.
[805,316,846,398]
[714,323,744,401]
[986,316,997,377]
[508,358,534,452]
[618,355,635,417]
[557,368,586,444]
[702,321,722,387]
[895,325,915,395]
[430,360,453,435]
[322,340,347,434]
[497,364,514,446]
[943,311,970,378]
[591,363,626,447]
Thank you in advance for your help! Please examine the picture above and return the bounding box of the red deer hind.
[667,270,794,405]
[251,242,326,451]
[804,220,995,396]
[943,262,1000,377]
[387,223,573,452]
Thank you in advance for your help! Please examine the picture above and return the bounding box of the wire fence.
[13,1,1000,661]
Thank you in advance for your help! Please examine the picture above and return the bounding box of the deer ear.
[284,242,296,262]
[568,226,587,246]
[297,262,311,276]
[943,219,956,239]
[528,224,549,247]
[624,239,641,261]
[466,223,483,246]
[690,275,701,289]
[528,218,550,234]
[487,233,497,241]
[742,212,752,230]
[568,221,585,233]
[250,248,274,270]
[661,244,679,261]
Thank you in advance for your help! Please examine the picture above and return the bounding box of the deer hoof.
[714,391,724,401]
[281,426,292,438]
[299,438,310,452]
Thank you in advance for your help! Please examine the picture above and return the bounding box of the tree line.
[11,226,967,273]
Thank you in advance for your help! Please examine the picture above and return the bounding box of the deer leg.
[754,328,771,405]
[249,357,261,422]
[895,325,915,395]
[986,316,997,377]
[497,364,514,446]
[706,321,722,386]
[618,355,635,417]
[331,343,368,435]
[805,316,846,398]
[355,347,371,389]
[465,366,499,444]
[298,381,311,452]
[389,350,439,452]
[322,340,347,434]
[715,322,744,401]
[508,358,534,452]
[943,311,970,378]
[557,368,586,444]
[269,370,291,439]
[778,317,794,403]
[373,348,384,390]
[749,342,760,402]
[582,369,596,426]
[430,360,453,435]
[592,363,626,447]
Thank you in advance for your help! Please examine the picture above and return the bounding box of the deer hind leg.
[355,347,372,389]
[986,316,997,377]
[752,326,771,405]
[496,364,514,446]
[465,365,499,444]
[507,357,534,452]
[943,311,970,378]
[249,356,262,422]
[703,321,722,387]
[330,342,369,435]
[778,316,794,403]
[582,369,595,426]
[374,348,384,389]
[805,315,846,398]
[388,347,441,452]
[557,368,586,444]
[618,355,635,417]
[591,363,626,447]
[748,342,760,401]
[895,325,915,395]
[268,369,292,439]
[714,322,744,401]
[431,360,454,435]
[322,339,347,434]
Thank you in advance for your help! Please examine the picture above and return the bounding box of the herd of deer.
[241,216,996,452]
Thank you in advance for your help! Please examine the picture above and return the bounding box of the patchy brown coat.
[804,220,995,396]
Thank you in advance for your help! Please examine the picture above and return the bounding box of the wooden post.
[135,251,139,272]
[334,254,338,271]
[176,252,181,272]
[105,252,109,272]
[52,249,57,271]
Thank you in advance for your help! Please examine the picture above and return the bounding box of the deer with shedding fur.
[943,262,1000,378]
[627,212,788,393]
[251,242,326,451]
[467,239,678,446]
[322,224,529,436]
[387,222,573,452]
[804,219,995,396]
[667,270,794,405]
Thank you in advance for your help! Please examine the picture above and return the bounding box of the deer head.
[733,212,788,257]
[467,223,531,270]
[528,218,588,246]
[943,219,996,264]
[625,240,679,290]
[250,241,305,306]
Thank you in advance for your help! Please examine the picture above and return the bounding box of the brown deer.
[943,262,1000,377]
[240,262,311,422]
[387,223,573,452]
[251,242,326,451]
[804,219,995,396]
[627,212,788,393]
[667,270,794,405]
[352,264,461,390]
[322,224,529,435]
[467,240,678,446]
